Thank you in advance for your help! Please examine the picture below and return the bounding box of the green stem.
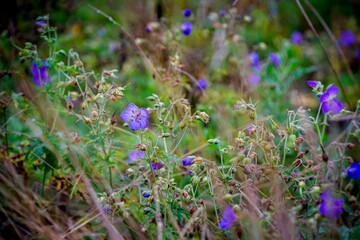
[109,166,113,190]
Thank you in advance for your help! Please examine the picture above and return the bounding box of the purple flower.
[319,191,344,219]
[357,49,360,60]
[183,9,192,17]
[307,80,320,88]
[247,72,261,86]
[35,20,47,28]
[196,78,208,90]
[248,52,260,68]
[268,53,280,67]
[182,156,193,166]
[339,30,356,47]
[291,31,303,45]
[142,192,151,198]
[120,104,150,131]
[181,22,192,36]
[145,26,152,33]
[151,161,163,170]
[219,206,236,230]
[219,10,226,17]
[128,151,146,164]
[103,204,112,214]
[346,162,360,179]
[31,60,51,87]
[319,84,344,114]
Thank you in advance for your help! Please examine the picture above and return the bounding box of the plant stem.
[109,166,113,190]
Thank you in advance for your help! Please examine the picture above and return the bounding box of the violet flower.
[145,26,152,33]
[346,162,360,179]
[183,9,192,17]
[196,78,208,90]
[268,53,280,67]
[181,22,192,36]
[219,206,236,230]
[319,84,343,114]
[219,10,226,17]
[31,60,51,87]
[182,156,193,166]
[151,161,163,170]
[248,52,260,68]
[120,104,149,131]
[307,80,320,88]
[339,30,356,47]
[247,72,261,86]
[291,31,303,45]
[128,151,146,164]
[103,204,112,214]
[35,20,47,28]
[319,191,344,219]
[142,192,151,198]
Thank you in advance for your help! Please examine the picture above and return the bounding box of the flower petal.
[326,84,339,98]
[129,120,141,131]
[138,118,149,129]
[219,206,236,230]
[307,80,319,88]
[322,98,343,114]
[140,108,149,118]
[120,104,138,122]
[31,62,41,87]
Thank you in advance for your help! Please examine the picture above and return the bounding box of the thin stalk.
[3,107,9,156]
[303,0,360,94]
[295,0,352,108]
[109,166,113,190]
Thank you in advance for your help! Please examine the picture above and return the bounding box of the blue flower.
[35,20,47,28]
[219,206,236,230]
[346,162,360,179]
[219,10,226,17]
[128,151,146,164]
[357,49,360,60]
[120,104,149,131]
[248,52,260,69]
[181,22,192,36]
[151,161,163,170]
[196,78,208,90]
[307,80,320,88]
[142,192,151,198]
[145,26,152,33]
[31,60,51,87]
[319,191,343,219]
[339,30,356,47]
[247,72,261,86]
[319,84,343,114]
[183,9,192,17]
[182,156,193,166]
[103,204,112,214]
[268,53,280,67]
[291,31,303,45]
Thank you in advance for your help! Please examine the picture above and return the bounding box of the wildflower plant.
[1,4,360,240]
